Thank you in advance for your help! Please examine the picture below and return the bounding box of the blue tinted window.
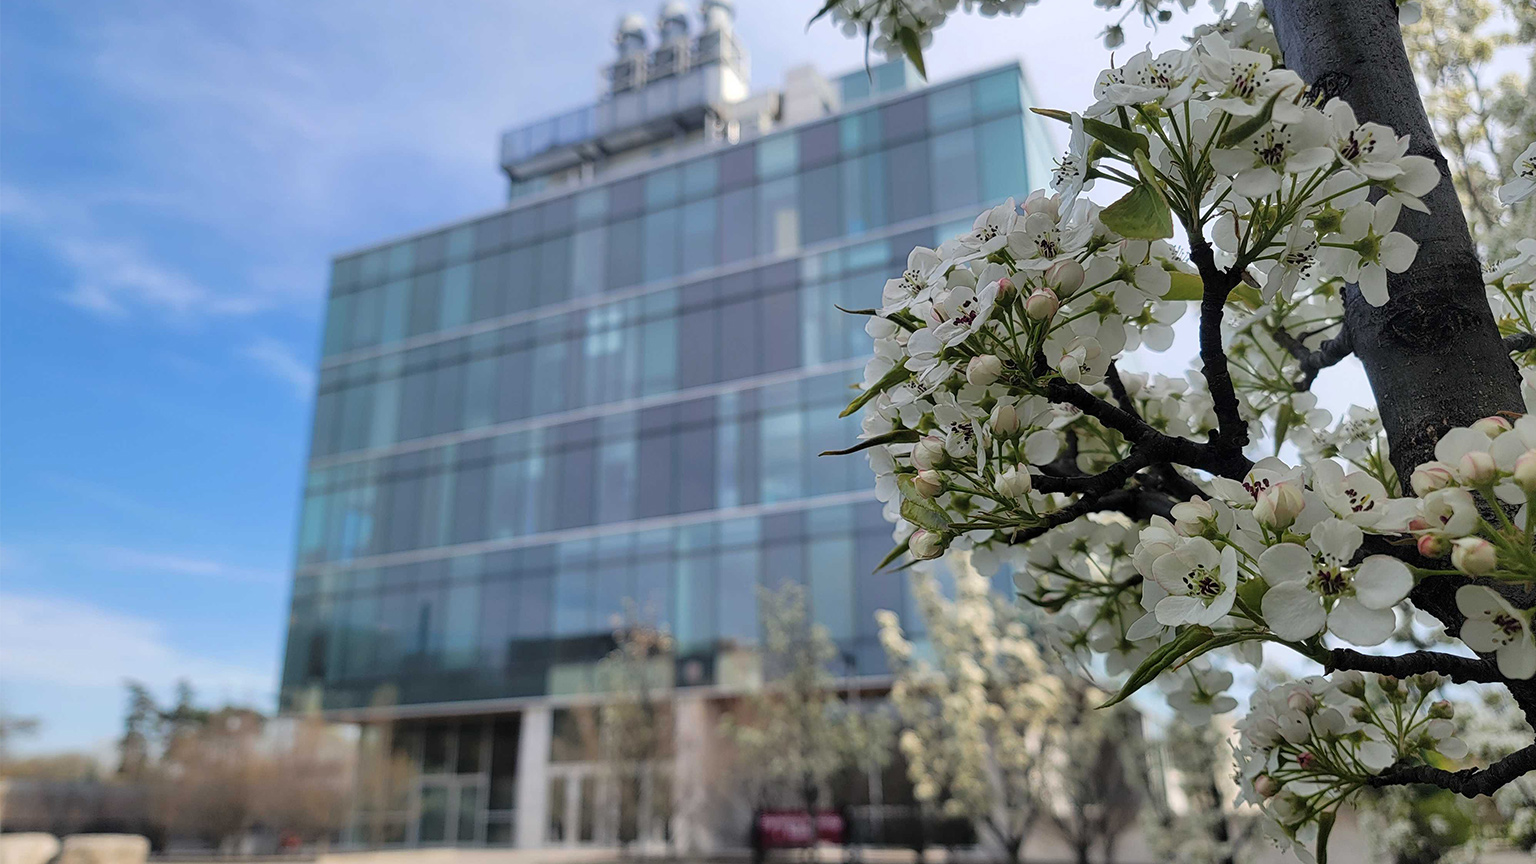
[682,157,718,198]
[930,127,980,212]
[756,134,798,180]
[645,168,681,208]
[928,82,974,130]
[974,68,1021,115]
[977,115,1028,202]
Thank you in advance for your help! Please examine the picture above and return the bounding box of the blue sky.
[0,0,1217,756]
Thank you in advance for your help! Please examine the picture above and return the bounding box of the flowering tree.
[816,0,1536,860]
[876,553,1064,862]
[722,583,892,820]
[594,610,676,849]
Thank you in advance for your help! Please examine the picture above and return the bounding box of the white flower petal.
[1351,556,1413,609]
[1328,597,1396,646]
[1262,581,1325,640]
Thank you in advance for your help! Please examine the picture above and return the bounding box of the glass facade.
[281,63,1048,713]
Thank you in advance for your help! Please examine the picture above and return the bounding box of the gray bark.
[1265,0,1536,727]
[1265,0,1522,481]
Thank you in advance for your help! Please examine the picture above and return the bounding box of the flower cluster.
[1237,672,1466,863]
[826,3,1536,860]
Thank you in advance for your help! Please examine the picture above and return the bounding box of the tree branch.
[1505,332,1536,353]
[1327,648,1503,684]
[1370,743,1536,799]
[1189,238,1248,453]
[1270,323,1355,391]
[1006,486,1178,544]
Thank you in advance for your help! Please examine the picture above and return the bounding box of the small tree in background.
[595,607,677,851]
[724,582,891,825]
[1040,678,1146,864]
[875,552,1065,863]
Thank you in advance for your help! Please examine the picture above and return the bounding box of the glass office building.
[279,3,1052,848]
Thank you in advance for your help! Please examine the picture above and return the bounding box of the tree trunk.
[1263,0,1536,724]
[1265,0,1522,481]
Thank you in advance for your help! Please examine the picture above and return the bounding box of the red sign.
[755,810,846,847]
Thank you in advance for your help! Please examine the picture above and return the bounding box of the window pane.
[839,110,880,155]
[799,121,839,169]
[718,144,755,191]
[977,115,1027,203]
[757,177,798,256]
[446,225,474,262]
[440,263,472,329]
[408,271,441,337]
[841,152,886,235]
[887,140,932,223]
[755,134,798,180]
[642,207,680,282]
[536,236,570,306]
[928,82,974,130]
[798,164,840,245]
[930,127,980,213]
[680,199,718,274]
[606,217,643,290]
[571,226,606,298]
[575,187,608,224]
[719,188,755,263]
[880,96,928,144]
[682,157,718,198]
[645,167,681,208]
[974,68,1021,115]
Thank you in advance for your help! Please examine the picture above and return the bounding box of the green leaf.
[840,364,911,418]
[1169,628,1281,672]
[896,26,927,80]
[1236,577,1270,614]
[1216,90,1286,150]
[1099,179,1174,239]
[1163,271,1203,301]
[808,0,842,27]
[1101,626,1213,708]
[834,305,880,316]
[820,428,921,457]
[1316,810,1336,864]
[1030,107,1149,158]
[874,539,910,572]
[897,475,950,533]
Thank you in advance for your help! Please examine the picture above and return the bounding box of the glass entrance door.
[414,775,487,845]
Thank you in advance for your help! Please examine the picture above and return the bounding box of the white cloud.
[244,338,316,399]
[0,592,275,696]
[98,546,284,584]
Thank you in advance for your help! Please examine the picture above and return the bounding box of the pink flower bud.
[1254,483,1305,530]
[1170,498,1214,535]
[1253,774,1281,799]
[908,529,947,560]
[912,436,946,471]
[996,466,1032,501]
[914,469,944,498]
[1450,537,1497,576]
[990,402,1020,437]
[1428,700,1453,720]
[1024,287,1060,321]
[1456,450,1498,486]
[1410,461,1456,496]
[1470,415,1513,438]
[1416,533,1448,558]
[1297,751,1318,769]
[1514,449,1536,492]
[966,354,1003,387]
[1287,691,1316,714]
[1046,259,1085,294]
[994,277,1015,301]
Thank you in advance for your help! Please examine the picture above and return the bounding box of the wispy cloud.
[244,338,316,399]
[38,472,181,523]
[99,546,284,584]
[0,591,274,695]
